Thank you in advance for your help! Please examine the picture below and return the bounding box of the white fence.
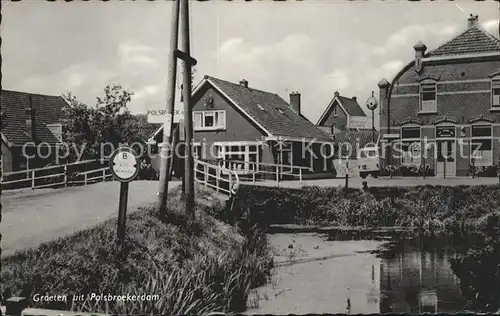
[1,160,112,190]
[194,159,240,196]
[210,159,311,188]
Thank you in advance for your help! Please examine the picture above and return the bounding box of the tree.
[62,85,143,161]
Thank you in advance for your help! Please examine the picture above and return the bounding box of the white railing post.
[204,163,208,184]
[102,169,106,182]
[84,173,88,185]
[299,168,303,187]
[216,166,220,194]
[31,170,35,189]
[229,171,232,192]
[64,165,68,188]
[275,166,279,183]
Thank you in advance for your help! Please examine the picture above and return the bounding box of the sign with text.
[147,101,184,124]
[349,116,370,129]
[110,147,140,182]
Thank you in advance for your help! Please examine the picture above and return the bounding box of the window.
[420,81,437,113]
[216,143,261,174]
[333,106,338,117]
[193,110,226,131]
[193,143,203,159]
[471,125,492,165]
[492,79,500,108]
[400,126,421,165]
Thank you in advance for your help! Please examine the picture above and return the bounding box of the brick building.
[378,15,500,177]
[151,75,335,177]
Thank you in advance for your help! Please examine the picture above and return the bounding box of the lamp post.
[366,91,378,143]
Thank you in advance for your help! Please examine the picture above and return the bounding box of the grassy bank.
[1,189,272,315]
[236,184,500,234]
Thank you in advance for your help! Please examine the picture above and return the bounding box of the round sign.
[109,147,140,182]
[366,96,378,111]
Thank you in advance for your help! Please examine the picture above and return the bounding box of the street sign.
[349,116,370,129]
[147,101,184,124]
[109,147,140,243]
[110,147,140,182]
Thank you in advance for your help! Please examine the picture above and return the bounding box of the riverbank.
[237,184,500,235]
[1,188,273,315]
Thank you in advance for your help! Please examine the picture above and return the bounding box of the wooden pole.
[157,0,180,219]
[117,182,129,242]
[181,0,195,219]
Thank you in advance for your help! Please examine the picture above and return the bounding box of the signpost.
[109,147,140,242]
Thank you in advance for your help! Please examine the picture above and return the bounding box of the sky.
[2,1,499,128]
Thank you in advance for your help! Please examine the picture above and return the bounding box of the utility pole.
[157,0,181,220]
[180,0,195,219]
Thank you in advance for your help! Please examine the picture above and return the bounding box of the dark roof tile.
[1,90,65,145]
[429,26,500,57]
[206,76,332,142]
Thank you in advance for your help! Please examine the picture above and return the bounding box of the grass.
[1,187,273,315]
[236,184,500,235]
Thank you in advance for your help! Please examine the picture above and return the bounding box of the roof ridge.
[2,89,63,99]
[428,25,500,56]
[206,75,280,96]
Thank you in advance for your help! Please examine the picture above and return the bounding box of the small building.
[378,14,500,177]
[150,75,335,177]
[1,90,65,173]
[316,91,370,135]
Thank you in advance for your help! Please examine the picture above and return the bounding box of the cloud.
[481,19,499,35]
[117,40,160,68]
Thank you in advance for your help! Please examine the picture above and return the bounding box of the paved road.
[243,176,500,189]
[1,181,181,257]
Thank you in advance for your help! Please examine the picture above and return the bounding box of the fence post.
[229,171,232,193]
[102,169,106,182]
[84,173,88,185]
[275,166,279,183]
[299,168,303,188]
[216,166,220,194]
[64,165,68,187]
[31,170,35,189]
[204,163,208,184]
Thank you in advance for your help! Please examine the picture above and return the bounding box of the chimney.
[239,79,248,88]
[289,91,301,115]
[413,40,427,59]
[351,96,357,102]
[26,95,36,142]
[468,14,479,28]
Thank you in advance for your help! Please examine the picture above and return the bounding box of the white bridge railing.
[1,159,112,190]
[206,159,312,188]
[194,159,240,196]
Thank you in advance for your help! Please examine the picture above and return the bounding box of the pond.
[249,234,475,314]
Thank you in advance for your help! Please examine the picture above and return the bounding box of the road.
[1,181,181,257]
[243,176,500,189]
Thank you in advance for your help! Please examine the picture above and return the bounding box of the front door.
[436,140,456,178]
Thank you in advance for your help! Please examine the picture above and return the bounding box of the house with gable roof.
[150,75,336,177]
[377,14,500,177]
[1,90,66,173]
[316,91,370,135]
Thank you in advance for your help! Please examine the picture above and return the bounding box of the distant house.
[316,91,370,135]
[150,75,335,176]
[1,90,66,172]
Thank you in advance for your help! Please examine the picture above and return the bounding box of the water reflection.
[377,237,467,313]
